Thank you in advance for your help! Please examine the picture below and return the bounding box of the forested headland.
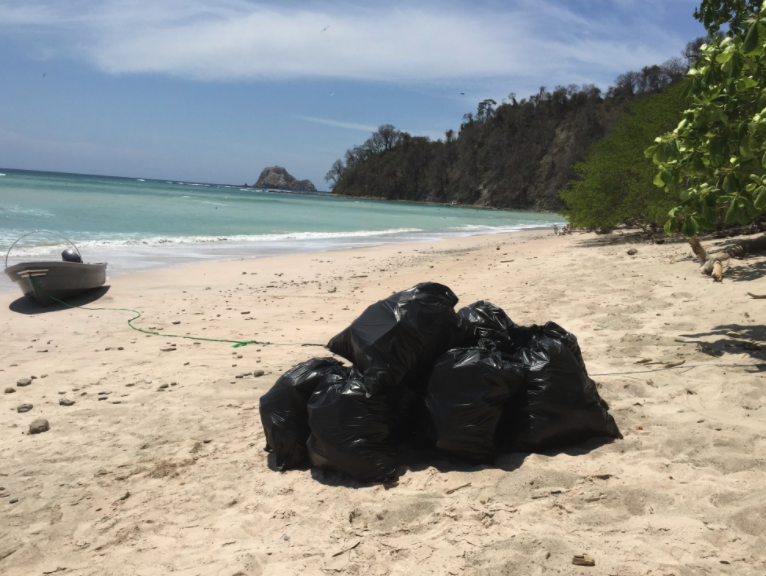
[326,42,703,216]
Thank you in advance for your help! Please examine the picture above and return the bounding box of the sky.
[0,0,707,190]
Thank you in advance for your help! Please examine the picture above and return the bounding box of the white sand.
[1,230,765,575]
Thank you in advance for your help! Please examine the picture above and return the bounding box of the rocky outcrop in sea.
[254,167,317,192]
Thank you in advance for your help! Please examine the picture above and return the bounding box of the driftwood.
[689,233,766,281]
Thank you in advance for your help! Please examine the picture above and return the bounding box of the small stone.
[58,391,66,395]
[17,378,32,387]
[59,398,75,406]
[98,397,107,401]
[203,439,212,444]
[31,375,37,380]
[9,498,18,504]
[158,383,169,390]
[235,374,244,379]
[627,248,638,256]
[17,403,33,413]
[184,362,189,366]
[98,391,111,396]
[240,311,250,315]
[172,321,181,325]
[572,553,595,566]
[117,347,124,351]
[41,374,48,378]
[283,534,290,541]
[160,347,176,352]
[29,418,49,434]
[145,380,152,384]
[253,370,265,378]
[112,401,122,404]
[4,387,15,394]
[327,287,337,293]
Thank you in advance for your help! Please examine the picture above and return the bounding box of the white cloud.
[293,116,378,133]
[0,0,689,84]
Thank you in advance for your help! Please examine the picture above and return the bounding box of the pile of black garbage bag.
[259,282,622,482]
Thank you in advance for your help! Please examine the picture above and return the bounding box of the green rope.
[33,278,261,348]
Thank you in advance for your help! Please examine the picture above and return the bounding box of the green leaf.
[682,216,700,238]
[724,199,739,224]
[664,217,678,236]
[755,187,766,210]
[653,171,666,188]
[644,144,659,159]
[744,21,761,54]
[716,51,733,63]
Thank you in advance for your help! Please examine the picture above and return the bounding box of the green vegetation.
[560,82,690,231]
[327,59,688,211]
[649,1,766,238]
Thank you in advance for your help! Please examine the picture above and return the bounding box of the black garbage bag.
[513,337,622,452]
[259,357,346,471]
[456,301,519,351]
[306,367,397,482]
[425,342,525,462]
[327,282,460,395]
[509,321,587,371]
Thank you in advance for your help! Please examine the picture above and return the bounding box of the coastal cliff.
[325,56,690,211]
[254,166,317,192]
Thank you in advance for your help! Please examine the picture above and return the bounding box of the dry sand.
[1,230,765,575]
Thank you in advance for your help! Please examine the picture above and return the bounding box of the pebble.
[241,311,250,315]
[17,404,33,413]
[158,383,169,390]
[235,374,244,379]
[172,321,181,325]
[117,347,124,351]
[16,378,32,387]
[627,248,638,255]
[253,370,265,378]
[203,439,212,444]
[98,397,107,401]
[41,374,48,378]
[9,499,18,504]
[59,398,75,406]
[4,387,15,394]
[327,287,337,293]
[58,391,66,395]
[98,391,111,396]
[29,418,49,434]
[145,380,152,384]
[112,401,122,404]
[161,347,176,352]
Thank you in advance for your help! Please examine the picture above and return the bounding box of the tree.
[376,124,400,151]
[648,1,766,279]
[694,0,762,35]
[560,82,690,231]
[325,159,345,188]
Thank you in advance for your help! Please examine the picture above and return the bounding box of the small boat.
[4,231,107,306]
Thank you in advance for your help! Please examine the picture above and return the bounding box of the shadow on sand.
[303,436,617,490]
[8,286,111,315]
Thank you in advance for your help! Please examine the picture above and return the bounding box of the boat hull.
[5,261,107,306]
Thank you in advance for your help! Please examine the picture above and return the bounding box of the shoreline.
[1,225,556,293]
[2,229,765,575]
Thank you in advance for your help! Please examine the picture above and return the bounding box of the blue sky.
[0,0,705,189]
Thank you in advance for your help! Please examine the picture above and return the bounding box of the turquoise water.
[0,168,563,279]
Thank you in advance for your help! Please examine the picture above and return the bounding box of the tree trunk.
[724,234,766,258]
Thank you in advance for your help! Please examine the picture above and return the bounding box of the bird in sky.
[322,26,330,32]
[460,92,465,95]
[42,73,46,77]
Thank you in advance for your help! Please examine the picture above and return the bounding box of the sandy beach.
[1,229,765,576]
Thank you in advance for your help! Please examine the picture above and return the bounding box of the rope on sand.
[32,278,326,349]
[590,362,766,376]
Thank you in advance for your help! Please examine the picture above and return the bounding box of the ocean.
[0,168,563,288]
